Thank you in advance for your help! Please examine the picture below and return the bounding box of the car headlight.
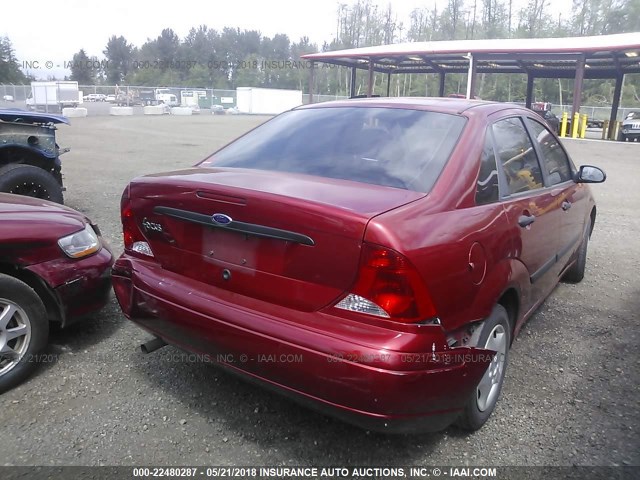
[58,224,101,259]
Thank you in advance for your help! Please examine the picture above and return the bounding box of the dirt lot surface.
[0,115,638,470]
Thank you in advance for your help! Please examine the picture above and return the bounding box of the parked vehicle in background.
[211,104,225,115]
[84,93,106,102]
[587,118,604,129]
[139,89,157,106]
[26,81,80,113]
[112,98,605,433]
[530,102,560,133]
[105,94,117,103]
[619,111,640,141]
[0,109,69,203]
[156,89,179,107]
[2,95,14,102]
[0,193,113,393]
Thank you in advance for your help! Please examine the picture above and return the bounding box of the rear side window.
[492,118,543,195]
[201,107,466,193]
[526,118,573,185]
[475,130,499,205]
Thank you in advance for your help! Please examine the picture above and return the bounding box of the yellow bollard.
[612,121,621,141]
[560,112,568,137]
[572,113,580,138]
[602,120,609,140]
[580,114,588,139]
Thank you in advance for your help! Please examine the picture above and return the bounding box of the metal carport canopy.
[301,32,640,139]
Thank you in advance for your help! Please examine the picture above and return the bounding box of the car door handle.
[562,201,572,211]
[518,214,536,228]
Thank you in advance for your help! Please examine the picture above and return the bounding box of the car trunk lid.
[128,167,424,311]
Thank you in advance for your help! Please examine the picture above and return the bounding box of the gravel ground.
[0,115,638,470]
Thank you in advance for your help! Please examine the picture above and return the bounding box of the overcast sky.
[2,0,570,78]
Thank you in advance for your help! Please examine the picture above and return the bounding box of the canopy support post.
[465,53,477,99]
[308,61,315,104]
[608,72,624,140]
[350,67,357,98]
[367,59,374,97]
[525,74,534,109]
[571,54,586,123]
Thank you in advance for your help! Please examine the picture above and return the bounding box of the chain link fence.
[0,84,30,102]
[79,86,238,108]
[0,84,239,108]
[0,83,634,119]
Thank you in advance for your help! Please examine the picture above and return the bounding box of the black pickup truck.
[0,109,68,204]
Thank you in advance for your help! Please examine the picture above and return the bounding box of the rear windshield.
[200,106,466,193]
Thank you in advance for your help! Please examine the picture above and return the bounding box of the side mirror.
[575,165,606,184]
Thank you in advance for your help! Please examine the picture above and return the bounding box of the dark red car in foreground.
[112,98,605,432]
[0,194,113,392]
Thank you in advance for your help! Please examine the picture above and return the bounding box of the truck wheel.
[0,274,49,393]
[0,164,64,204]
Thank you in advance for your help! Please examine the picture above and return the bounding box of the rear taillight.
[121,186,154,257]
[335,244,436,323]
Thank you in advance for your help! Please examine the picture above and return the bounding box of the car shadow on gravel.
[131,344,458,465]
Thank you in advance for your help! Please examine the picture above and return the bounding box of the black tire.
[0,274,49,394]
[0,163,64,204]
[456,304,511,431]
[563,219,591,283]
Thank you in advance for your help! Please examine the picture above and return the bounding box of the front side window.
[200,107,466,193]
[526,118,573,185]
[492,117,543,195]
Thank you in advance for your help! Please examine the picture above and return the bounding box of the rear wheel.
[456,304,511,431]
[0,274,49,393]
[0,163,64,204]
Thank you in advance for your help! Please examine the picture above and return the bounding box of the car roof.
[296,97,521,116]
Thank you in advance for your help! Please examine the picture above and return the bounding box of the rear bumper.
[112,255,493,433]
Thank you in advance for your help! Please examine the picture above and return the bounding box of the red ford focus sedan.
[112,98,605,432]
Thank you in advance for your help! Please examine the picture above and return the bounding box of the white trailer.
[236,87,302,115]
[26,81,80,112]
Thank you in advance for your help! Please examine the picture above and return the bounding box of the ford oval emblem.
[212,213,233,225]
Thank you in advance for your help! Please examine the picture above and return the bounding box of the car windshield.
[625,112,640,120]
[200,107,466,192]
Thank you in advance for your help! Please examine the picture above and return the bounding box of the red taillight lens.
[345,244,436,322]
[121,187,140,249]
[120,186,153,257]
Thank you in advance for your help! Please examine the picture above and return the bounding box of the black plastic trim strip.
[153,206,315,246]
[558,233,581,261]
[530,254,557,284]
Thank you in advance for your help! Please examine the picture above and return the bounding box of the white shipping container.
[27,81,80,111]
[236,87,302,115]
